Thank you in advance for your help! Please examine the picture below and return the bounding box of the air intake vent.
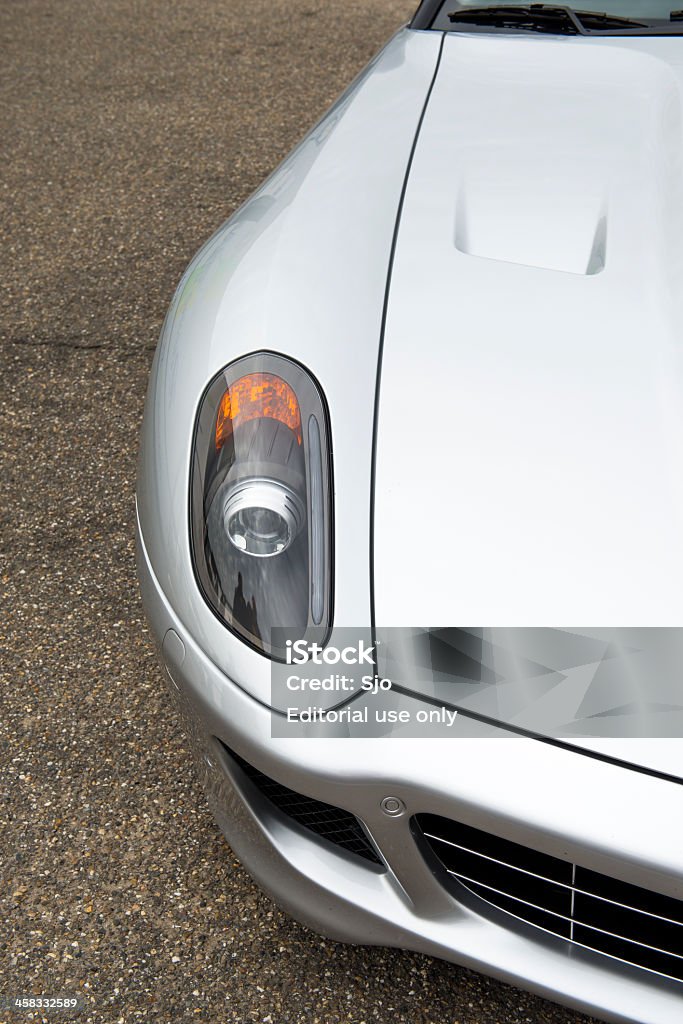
[224,745,382,865]
[415,814,683,984]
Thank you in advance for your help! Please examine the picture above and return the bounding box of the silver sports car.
[136,3,683,1021]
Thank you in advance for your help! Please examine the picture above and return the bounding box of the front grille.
[224,745,383,865]
[416,813,683,984]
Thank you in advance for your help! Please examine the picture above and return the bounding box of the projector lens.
[224,479,304,558]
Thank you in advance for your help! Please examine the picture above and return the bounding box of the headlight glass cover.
[190,353,333,659]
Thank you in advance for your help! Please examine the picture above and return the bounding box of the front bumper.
[137,519,683,1024]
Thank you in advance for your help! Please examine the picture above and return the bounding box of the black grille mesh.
[416,813,683,984]
[225,746,382,864]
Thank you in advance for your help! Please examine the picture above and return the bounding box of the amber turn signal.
[215,372,302,450]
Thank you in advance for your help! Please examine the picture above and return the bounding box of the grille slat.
[578,866,683,927]
[440,845,571,915]
[447,869,683,960]
[425,832,574,888]
[446,870,573,933]
[417,813,683,985]
[427,831,683,928]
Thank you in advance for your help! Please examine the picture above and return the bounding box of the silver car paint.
[137,521,683,1024]
[136,23,683,1024]
[375,31,683,777]
[137,28,442,707]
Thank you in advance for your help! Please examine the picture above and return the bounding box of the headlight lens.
[190,354,333,659]
[223,478,305,557]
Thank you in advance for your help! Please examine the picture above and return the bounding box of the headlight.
[190,353,333,659]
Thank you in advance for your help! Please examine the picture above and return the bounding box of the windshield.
[431,0,683,30]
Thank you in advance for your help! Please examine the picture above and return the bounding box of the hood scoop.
[454,161,607,276]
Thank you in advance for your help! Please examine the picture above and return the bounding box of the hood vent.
[454,172,607,276]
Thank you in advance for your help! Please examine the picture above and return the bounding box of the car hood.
[373,33,683,780]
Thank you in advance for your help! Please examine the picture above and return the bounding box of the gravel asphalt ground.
[1,3,598,1022]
